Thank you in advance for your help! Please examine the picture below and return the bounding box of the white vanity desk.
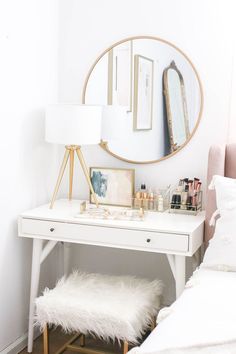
[18,199,205,352]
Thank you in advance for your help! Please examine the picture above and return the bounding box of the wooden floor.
[19,329,138,354]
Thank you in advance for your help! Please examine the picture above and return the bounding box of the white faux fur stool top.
[35,271,163,344]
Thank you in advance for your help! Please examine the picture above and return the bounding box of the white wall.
[0,1,235,352]
[0,1,60,352]
[58,0,236,304]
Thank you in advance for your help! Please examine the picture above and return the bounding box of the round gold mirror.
[83,36,203,164]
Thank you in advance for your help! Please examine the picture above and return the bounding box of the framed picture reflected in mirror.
[133,54,154,131]
[108,41,133,112]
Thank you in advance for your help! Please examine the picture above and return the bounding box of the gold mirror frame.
[82,35,204,164]
[163,60,190,153]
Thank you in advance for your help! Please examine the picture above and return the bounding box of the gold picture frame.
[133,54,154,131]
[90,167,135,207]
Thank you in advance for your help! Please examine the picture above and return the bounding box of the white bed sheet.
[129,268,236,354]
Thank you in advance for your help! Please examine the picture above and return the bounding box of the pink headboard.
[205,144,236,243]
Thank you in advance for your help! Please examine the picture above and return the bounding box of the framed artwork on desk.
[90,167,135,207]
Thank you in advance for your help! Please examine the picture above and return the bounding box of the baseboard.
[0,329,40,354]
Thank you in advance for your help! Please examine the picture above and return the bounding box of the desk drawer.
[21,218,189,253]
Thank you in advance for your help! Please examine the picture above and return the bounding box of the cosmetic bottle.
[186,195,192,210]
[142,194,149,210]
[175,194,181,209]
[148,189,155,210]
[181,185,189,209]
[175,180,184,209]
[139,184,148,210]
[171,191,181,209]
[134,191,142,209]
[176,179,183,193]
[140,184,147,197]
[170,193,177,209]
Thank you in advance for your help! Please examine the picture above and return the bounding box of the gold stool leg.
[79,333,85,347]
[43,325,49,354]
[123,341,129,354]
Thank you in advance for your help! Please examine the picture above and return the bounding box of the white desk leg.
[28,238,43,353]
[175,255,186,298]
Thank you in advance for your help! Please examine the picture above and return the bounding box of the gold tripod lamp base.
[50,145,99,209]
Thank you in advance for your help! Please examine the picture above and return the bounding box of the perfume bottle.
[134,192,142,209]
[140,183,147,197]
[148,189,155,210]
[181,185,189,209]
[171,189,181,209]
[157,195,164,212]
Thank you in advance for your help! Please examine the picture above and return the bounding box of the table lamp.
[46,104,102,209]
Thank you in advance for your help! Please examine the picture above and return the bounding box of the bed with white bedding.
[130,268,236,354]
[129,144,236,354]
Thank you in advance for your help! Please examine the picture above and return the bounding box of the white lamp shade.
[101,106,128,141]
[45,104,102,145]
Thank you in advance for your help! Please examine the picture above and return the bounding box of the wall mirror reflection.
[163,61,190,153]
[83,36,203,164]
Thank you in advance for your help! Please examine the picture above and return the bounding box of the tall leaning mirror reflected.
[163,61,190,153]
[83,36,203,164]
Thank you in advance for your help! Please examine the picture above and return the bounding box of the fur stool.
[35,271,163,354]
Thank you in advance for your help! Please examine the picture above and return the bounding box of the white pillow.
[202,210,236,271]
[209,175,236,212]
[202,175,236,271]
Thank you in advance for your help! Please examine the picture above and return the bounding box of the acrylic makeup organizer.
[168,178,202,215]
[169,191,202,215]
[169,190,202,215]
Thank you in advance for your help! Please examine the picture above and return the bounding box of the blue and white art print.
[91,171,108,198]
[90,168,134,207]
